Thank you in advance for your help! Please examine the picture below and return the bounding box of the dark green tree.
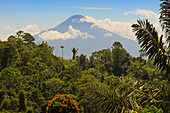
[7,35,16,42]
[72,47,78,60]
[0,41,17,69]
[19,91,26,111]
[22,33,35,45]
[16,31,24,38]
[111,41,129,76]
[0,67,22,90]
[79,54,87,70]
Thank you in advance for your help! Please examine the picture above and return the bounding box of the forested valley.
[0,30,169,113]
[0,0,170,112]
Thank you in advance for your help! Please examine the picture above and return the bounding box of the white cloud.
[20,24,44,35]
[123,9,159,20]
[124,9,162,37]
[0,25,13,41]
[0,34,8,41]
[79,7,113,10]
[104,33,113,37]
[3,25,12,33]
[38,25,95,40]
[80,9,162,40]
[81,16,135,40]
[0,24,45,41]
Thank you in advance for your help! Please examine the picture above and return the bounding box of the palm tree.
[132,19,170,76]
[72,47,78,60]
[159,0,170,45]
[86,76,142,113]
[60,45,64,58]
[132,0,170,77]
[86,76,169,112]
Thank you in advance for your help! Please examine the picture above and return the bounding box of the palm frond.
[132,19,169,74]
[159,0,170,43]
[86,76,141,113]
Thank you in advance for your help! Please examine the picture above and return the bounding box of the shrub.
[46,94,79,113]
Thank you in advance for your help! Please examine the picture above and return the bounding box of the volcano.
[34,15,140,58]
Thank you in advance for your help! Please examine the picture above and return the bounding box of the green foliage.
[112,41,130,76]
[0,98,19,112]
[76,54,87,70]
[132,19,169,75]
[142,105,163,113]
[0,67,22,89]
[0,31,169,113]
[86,76,142,113]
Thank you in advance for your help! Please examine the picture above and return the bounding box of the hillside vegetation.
[0,31,169,113]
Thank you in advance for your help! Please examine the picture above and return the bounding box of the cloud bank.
[20,24,44,35]
[38,26,95,40]
[123,9,159,20]
[79,9,161,40]
[0,24,44,41]
[80,16,135,40]
[124,9,162,36]
[0,25,13,41]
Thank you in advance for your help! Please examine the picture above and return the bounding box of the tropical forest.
[0,0,169,113]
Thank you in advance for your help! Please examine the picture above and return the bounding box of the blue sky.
[0,0,160,40]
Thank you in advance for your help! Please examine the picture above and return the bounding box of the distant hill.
[34,15,140,58]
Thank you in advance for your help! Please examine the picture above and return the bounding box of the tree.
[89,49,112,74]
[132,0,170,76]
[0,67,22,90]
[112,41,123,49]
[72,47,78,60]
[16,31,24,39]
[77,54,87,70]
[60,46,64,58]
[111,41,130,76]
[19,91,26,111]
[46,94,79,113]
[132,20,170,76]
[86,76,141,113]
[0,41,17,69]
[22,33,35,45]
[15,31,35,46]
[159,0,170,46]
[7,36,16,42]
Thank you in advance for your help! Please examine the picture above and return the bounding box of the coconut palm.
[72,47,79,60]
[132,19,170,76]
[86,76,142,113]
[86,76,169,112]
[159,0,170,44]
[60,45,64,58]
[132,0,170,77]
